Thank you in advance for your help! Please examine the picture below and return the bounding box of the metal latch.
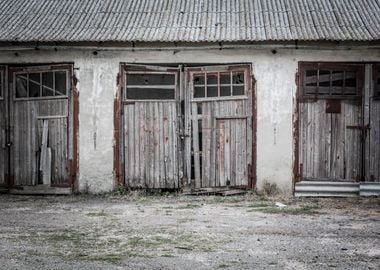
[346,124,370,130]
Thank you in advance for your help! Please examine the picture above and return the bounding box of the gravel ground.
[0,193,379,270]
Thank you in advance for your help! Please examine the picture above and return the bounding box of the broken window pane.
[29,73,41,97]
[305,70,318,87]
[16,74,28,98]
[331,71,344,87]
[127,88,175,100]
[42,72,54,96]
[207,86,218,97]
[318,70,330,87]
[302,64,361,98]
[194,75,205,85]
[55,71,67,96]
[127,74,175,86]
[194,87,205,98]
[232,72,244,84]
[345,72,357,88]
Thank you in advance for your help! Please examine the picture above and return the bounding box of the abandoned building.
[0,0,379,196]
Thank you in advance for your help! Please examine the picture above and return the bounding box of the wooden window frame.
[299,62,364,100]
[13,65,70,101]
[0,69,3,100]
[190,66,249,101]
[124,70,178,102]
[374,64,380,100]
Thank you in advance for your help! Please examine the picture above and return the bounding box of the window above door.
[10,65,71,101]
[189,65,251,101]
[299,63,364,99]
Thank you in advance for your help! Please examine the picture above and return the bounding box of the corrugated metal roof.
[0,0,379,43]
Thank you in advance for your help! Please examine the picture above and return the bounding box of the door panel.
[123,65,180,189]
[0,66,6,186]
[366,64,380,181]
[216,118,248,187]
[124,101,179,188]
[300,99,362,181]
[187,65,252,188]
[9,66,71,187]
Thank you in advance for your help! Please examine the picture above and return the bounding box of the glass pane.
[42,72,54,88]
[319,70,330,87]
[126,88,175,100]
[331,71,344,87]
[305,70,317,86]
[220,86,231,96]
[207,74,217,85]
[0,72,2,97]
[194,75,205,85]
[232,72,244,84]
[127,74,175,85]
[207,86,218,97]
[233,85,244,96]
[29,73,40,97]
[194,87,205,98]
[220,73,230,84]
[55,71,67,96]
[42,72,54,96]
[345,72,357,88]
[42,86,54,97]
[16,74,27,98]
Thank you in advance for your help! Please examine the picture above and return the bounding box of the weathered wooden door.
[0,66,7,187]
[122,65,180,189]
[299,63,365,181]
[365,64,380,182]
[8,65,72,187]
[186,65,253,188]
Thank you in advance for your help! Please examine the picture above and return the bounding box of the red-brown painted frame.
[2,63,78,191]
[293,62,374,189]
[114,63,257,190]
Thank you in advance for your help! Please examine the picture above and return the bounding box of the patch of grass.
[161,253,175,257]
[176,204,201,209]
[249,205,320,215]
[248,202,272,208]
[45,230,87,245]
[86,211,108,217]
[88,253,125,263]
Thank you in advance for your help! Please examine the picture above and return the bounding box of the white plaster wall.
[0,47,379,194]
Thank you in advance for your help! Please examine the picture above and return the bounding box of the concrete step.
[360,182,380,197]
[0,187,9,194]
[295,181,360,197]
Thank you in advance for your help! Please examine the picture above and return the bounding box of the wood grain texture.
[12,99,69,186]
[192,99,250,187]
[124,102,179,189]
[300,99,362,181]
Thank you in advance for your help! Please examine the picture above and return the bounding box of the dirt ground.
[0,193,379,270]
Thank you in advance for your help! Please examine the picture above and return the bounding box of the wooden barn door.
[299,63,365,182]
[0,66,7,187]
[8,65,72,188]
[186,65,253,188]
[366,64,380,182]
[122,65,180,189]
